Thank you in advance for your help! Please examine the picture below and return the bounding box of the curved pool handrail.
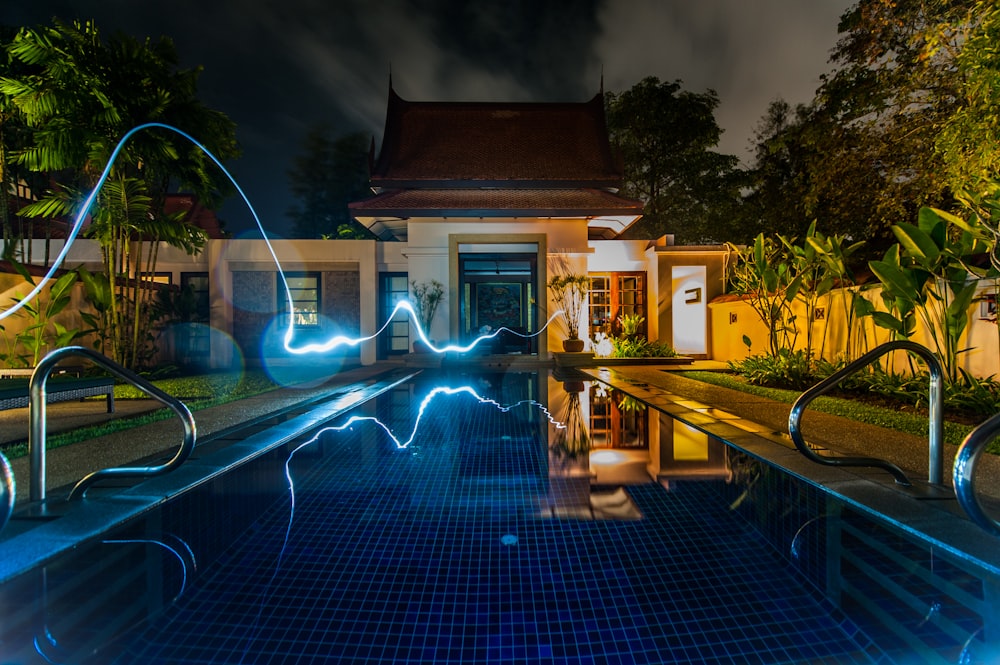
[28,346,197,502]
[0,450,13,533]
[953,411,1000,536]
[788,340,945,487]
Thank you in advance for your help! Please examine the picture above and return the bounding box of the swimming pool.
[1,368,998,663]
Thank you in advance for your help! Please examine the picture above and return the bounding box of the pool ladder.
[789,340,1000,537]
[788,340,943,487]
[954,411,1000,536]
[27,346,197,503]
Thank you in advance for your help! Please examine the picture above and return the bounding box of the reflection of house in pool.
[543,377,732,519]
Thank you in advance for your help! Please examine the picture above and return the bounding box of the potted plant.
[410,279,444,351]
[547,273,590,352]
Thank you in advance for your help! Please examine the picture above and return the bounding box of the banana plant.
[780,221,865,363]
[4,262,87,366]
[867,206,991,383]
[727,233,798,357]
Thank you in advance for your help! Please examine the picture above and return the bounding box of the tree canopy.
[605,77,744,244]
[286,127,374,239]
[0,17,240,368]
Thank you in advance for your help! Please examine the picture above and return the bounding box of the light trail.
[239,383,563,661]
[2,123,570,357]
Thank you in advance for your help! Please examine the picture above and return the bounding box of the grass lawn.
[0,370,282,459]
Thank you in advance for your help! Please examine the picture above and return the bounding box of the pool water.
[79,371,887,665]
[18,368,1000,663]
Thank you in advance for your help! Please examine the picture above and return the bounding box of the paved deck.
[2,362,406,504]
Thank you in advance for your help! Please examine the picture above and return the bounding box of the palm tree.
[0,18,239,368]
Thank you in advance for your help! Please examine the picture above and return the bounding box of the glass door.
[458,253,537,354]
[379,273,410,357]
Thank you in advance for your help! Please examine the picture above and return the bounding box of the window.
[588,272,646,339]
[180,273,210,323]
[177,272,211,362]
[589,385,649,449]
[281,273,320,328]
[380,273,410,357]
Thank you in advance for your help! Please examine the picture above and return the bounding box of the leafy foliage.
[609,337,676,359]
[0,263,87,366]
[287,127,374,239]
[0,18,238,370]
[605,76,744,243]
[929,1,1000,205]
[727,349,818,391]
[866,206,993,382]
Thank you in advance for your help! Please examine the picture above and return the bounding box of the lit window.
[282,273,320,328]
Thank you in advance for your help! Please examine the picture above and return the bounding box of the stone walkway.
[3,362,406,504]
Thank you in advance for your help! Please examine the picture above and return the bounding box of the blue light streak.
[239,384,563,661]
[1,123,570,357]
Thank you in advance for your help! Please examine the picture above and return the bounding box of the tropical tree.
[287,127,373,239]
[726,233,798,358]
[605,77,744,244]
[926,0,1000,206]
[741,99,889,254]
[806,0,979,246]
[0,18,239,368]
[780,222,865,362]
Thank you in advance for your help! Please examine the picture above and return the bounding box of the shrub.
[611,337,677,358]
[728,349,817,390]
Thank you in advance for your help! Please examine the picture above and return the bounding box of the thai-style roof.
[370,87,623,189]
[352,84,644,240]
[349,188,642,217]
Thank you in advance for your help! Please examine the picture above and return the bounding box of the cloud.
[14,0,855,229]
[592,0,851,160]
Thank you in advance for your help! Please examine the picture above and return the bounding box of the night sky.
[6,0,853,235]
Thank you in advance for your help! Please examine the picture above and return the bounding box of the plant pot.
[412,340,432,353]
[562,338,585,353]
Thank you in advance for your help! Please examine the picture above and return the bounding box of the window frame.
[280,272,322,329]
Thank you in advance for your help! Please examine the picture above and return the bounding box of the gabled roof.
[370,87,623,189]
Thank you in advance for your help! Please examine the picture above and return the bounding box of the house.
[348,84,730,361]
[7,85,733,371]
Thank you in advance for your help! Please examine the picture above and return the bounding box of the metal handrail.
[29,346,196,502]
[953,411,1000,536]
[788,340,944,487]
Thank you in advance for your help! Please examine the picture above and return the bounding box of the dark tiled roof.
[349,188,644,217]
[371,89,622,187]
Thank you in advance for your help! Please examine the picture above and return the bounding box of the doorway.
[458,253,537,354]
